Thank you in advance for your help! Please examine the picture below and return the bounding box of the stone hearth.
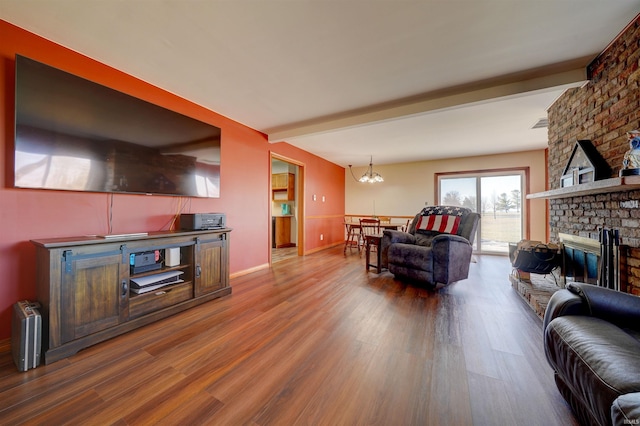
[509,272,563,319]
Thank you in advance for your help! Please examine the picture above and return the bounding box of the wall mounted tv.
[14,55,221,198]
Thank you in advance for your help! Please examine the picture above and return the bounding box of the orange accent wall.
[0,20,345,339]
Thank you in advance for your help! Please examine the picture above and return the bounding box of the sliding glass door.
[439,176,479,250]
[438,170,525,254]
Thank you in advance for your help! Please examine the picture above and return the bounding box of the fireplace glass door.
[438,171,524,254]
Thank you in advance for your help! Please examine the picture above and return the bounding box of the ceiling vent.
[532,118,549,129]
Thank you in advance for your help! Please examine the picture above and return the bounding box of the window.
[437,169,526,254]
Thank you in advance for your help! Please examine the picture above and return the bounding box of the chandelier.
[349,156,384,183]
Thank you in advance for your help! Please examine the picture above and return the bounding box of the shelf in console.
[130,268,190,296]
[130,264,191,279]
[527,175,640,199]
[129,279,191,295]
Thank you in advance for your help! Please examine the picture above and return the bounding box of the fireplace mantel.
[527,175,640,200]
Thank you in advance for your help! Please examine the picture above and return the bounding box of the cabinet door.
[275,216,292,248]
[60,248,128,343]
[272,173,287,189]
[194,234,228,297]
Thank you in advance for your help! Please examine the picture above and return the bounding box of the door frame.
[270,153,305,262]
[435,167,530,254]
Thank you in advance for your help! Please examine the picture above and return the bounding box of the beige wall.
[345,149,548,242]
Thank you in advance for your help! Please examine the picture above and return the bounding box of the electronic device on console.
[130,250,162,274]
[180,213,226,230]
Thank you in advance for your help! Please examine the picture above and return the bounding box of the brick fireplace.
[544,15,640,295]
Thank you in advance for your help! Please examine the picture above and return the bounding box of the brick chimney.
[546,15,640,294]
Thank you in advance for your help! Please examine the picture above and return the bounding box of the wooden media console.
[31,229,231,364]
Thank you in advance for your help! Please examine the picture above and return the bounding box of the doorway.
[271,154,305,263]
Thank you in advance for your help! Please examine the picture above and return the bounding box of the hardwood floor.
[0,247,577,425]
[271,246,298,263]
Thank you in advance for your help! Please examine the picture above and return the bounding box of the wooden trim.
[434,166,529,176]
[304,241,342,255]
[297,167,305,256]
[270,153,305,168]
[435,166,529,201]
[230,263,269,279]
[307,214,348,219]
[271,153,306,259]
[435,167,530,246]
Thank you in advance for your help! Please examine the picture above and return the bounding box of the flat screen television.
[14,55,221,198]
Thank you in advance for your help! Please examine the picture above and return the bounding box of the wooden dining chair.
[359,218,381,254]
[344,217,360,254]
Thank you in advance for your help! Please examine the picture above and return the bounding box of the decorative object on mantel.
[348,156,384,183]
[560,140,610,187]
[620,130,640,176]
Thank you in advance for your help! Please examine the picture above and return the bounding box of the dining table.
[344,222,401,231]
[343,220,400,254]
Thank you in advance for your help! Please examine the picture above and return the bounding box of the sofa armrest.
[430,234,471,261]
[430,234,473,284]
[612,393,640,426]
[431,233,471,246]
[567,282,640,330]
[381,230,416,268]
[542,288,587,331]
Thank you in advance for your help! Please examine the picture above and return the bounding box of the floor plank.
[0,247,577,425]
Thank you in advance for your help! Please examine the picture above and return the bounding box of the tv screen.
[14,55,221,197]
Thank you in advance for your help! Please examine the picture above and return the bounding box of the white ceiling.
[2,1,640,167]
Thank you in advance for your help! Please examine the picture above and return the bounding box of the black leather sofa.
[543,282,640,425]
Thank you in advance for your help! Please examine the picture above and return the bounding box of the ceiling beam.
[267,60,589,143]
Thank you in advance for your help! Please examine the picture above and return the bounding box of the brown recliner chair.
[381,206,480,287]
